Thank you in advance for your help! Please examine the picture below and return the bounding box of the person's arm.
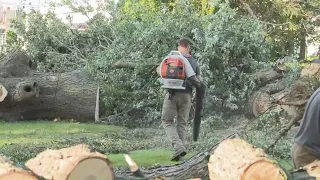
[184,60,204,91]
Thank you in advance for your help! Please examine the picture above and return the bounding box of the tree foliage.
[4,0,319,128]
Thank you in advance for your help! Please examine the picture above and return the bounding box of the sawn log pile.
[0,135,319,180]
[248,59,320,121]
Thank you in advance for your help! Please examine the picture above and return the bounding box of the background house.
[0,4,17,51]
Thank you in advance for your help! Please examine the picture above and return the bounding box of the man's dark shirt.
[295,87,320,158]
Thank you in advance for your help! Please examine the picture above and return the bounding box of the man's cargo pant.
[161,91,191,151]
[291,142,319,169]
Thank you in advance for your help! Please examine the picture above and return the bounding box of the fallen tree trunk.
[119,133,239,180]
[0,69,97,122]
[0,154,38,180]
[25,144,114,180]
[0,51,97,122]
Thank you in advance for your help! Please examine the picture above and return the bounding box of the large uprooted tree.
[0,51,98,122]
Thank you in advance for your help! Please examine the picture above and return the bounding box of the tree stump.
[25,144,115,180]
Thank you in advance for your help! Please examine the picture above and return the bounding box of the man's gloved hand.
[188,75,205,95]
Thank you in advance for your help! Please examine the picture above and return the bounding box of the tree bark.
[25,144,114,180]
[0,154,38,180]
[249,69,283,87]
[299,23,307,61]
[0,51,97,122]
[0,50,35,78]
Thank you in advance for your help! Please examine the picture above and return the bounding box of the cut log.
[248,91,275,117]
[250,69,283,87]
[300,62,320,78]
[207,138,320,180]
[25,144,114,180]
[0,154,38,180]
[0,84,8,102]
[247,62,320,118]
[207,138,287,180]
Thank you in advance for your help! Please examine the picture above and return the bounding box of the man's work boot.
[170,145,187,161]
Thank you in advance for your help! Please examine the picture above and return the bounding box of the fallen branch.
[120,133,239,179]
[240,0,257,19]
[266,112,303,151]
[124,154,146,179]
[112,61,158,69]
[279,99,309,106]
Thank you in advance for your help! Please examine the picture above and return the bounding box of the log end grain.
[67,157,114,180]
[241,159,286,180]
[25,144,115,180]
[208,138,286,180]
[0,85,8,102]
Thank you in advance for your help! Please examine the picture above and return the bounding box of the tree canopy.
[2,0,319,129]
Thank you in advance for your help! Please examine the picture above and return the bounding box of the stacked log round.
[207,138,286,180]
[0,154,38,180]
[25,144,115,180]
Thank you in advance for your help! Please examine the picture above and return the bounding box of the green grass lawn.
[0,120,195,167]
[0,120,293,170]
[0,120,121,145]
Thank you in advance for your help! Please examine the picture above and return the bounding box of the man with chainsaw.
[157,38,205,161]
[291,87,320,168]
